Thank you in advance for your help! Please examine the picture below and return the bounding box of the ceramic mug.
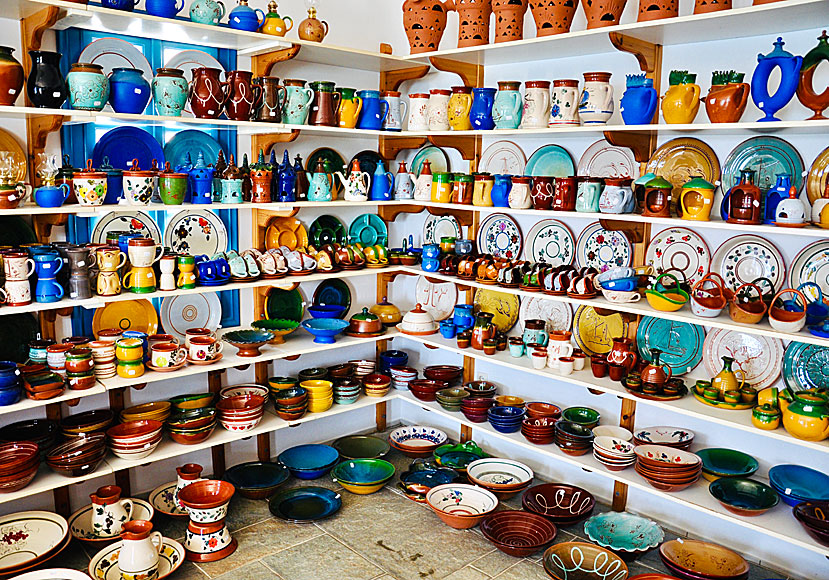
[185,328,214,348]
[122,267,156,293]
[546,339,574,368]
[2,252,34,281]
[0,280,32,306]
[96,271,121,296]
[127,241,163,268]
[407,93,429,131]
[115,338,144,362]
[189,336,222,361]
[97,248,127,272]
[150,342,187,368]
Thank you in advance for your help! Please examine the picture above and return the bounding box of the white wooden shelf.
[0,384,106,419]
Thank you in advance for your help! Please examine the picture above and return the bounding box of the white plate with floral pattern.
[480,141,526,176]
[423,214,461,246]
[710,234,785,293]
[788,240,829,302]
[702,329,783,391]
[68,499,154,543]
[476,213,522,259]
[575,222,632,272]
[519,297,572,334]
[633,426,695,446]
[524,219,575,266]
[164,209,228,256]
[0,511,68,574]
[91,211,161,245]
[577,140,639,180]
[415,276,458,322]
[645,227,710,287]
[148,481,187,518]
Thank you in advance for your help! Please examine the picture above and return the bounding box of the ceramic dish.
[696,448,758,480]
[702,329,783,391]
[788,240,829,302]
[148,481,187,517]
[426,483,498,529]
[645,227,710,287]
[633,426,694,448]
[573,305,628,356]
[92,127,163,172]
[710,234,785,293]
[265,216,308,251]
[768,464,829,504]
[658,539,749,580]
[722,136,805,194]
[309,215,347,246]
[578,140,638,179]
[92,299,159,336]
[423,214,461,245]
[521,483,595,523]
[542,542,628,580]
[88,537,184,580]
[636,317,703,375]
[349,213,388,246]
[91,211,161,245]
[411,145,449,177]
[480,141,526,175]
[163,130,224,169]
[415,276,457,322]
[783,341,829,392]
[0,511,69,576]
[160,294,222,343]
[645,137,721,202]
[350,150,383,180]
[575,222,632,272]
[480,510,558,557]
[68,499,154,542]
[313,280,351,317]
[807,145,829,203]
[708,477,779,516]
[332,435,390,459]
[79,36,152,82]
[265,287,305,323]
[526,144,575,177]
[268,486,342,522]
[224,461,290,499]
[523,219,575,266]
[519,297,573,335]
[473,288,520,333]
[11,569,91,580]
[164,209,228,256]
[583,512,663,556]
[278,444,339,478]
[476,213,522,259]
[331,459,395,494]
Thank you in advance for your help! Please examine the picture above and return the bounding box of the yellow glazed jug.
[679,176,717,221]
[447,86,473,131]
[260,1,293,36]
[711,356,744,398]
[661,71,701,124]
[779,388,829,441]
[472,174,494,207]
[337,88,362,129]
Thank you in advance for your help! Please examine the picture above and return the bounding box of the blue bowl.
[487,406,526,420]
[489,422,522,434]
[308,305,347,319]
[0,386,21,406]
[301,319,349,344]
[600,277,638,292]
[278,444,339,479]
[331,459,395,485]
[769,465,829,505]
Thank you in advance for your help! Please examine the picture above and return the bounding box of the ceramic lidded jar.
[705,70,749,123]
[797,30,829,120]
[348,307,384,335]
[370,297,403,327]
[582,0,627,28]
[402,0,454,54]
[66,63,109,111]
[578,72,613,125]
[774,185,807,227]
[0,46,23,106]
[228,0,265,31]
[661,70,700,124]
[638,0,678,21]
[399,303,437,335]
[620,73,658,125]
[455,0,492,48]
[152,68,188,117]
[549,79,580,125]
[529,0,576,36]
[74,160,108,206]
[27,50,66,109]
[298,4,329,42]
[492,0,527,43]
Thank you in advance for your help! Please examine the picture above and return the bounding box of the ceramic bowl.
[433,441,487,472]
[522,484,595,524]
[46,433,107,477]
[389,425,448,457]
[331,459,395,494]
[426,483,498,529]
[251,318,299,344]
[106,419,163,444]
[562,406,601,428]
[177,479,235,522]
[222,329,275,356]
[224,461,290,499]
[167,407,217,428]
[769,464,829,506]
[463,380,497,397]
[168,422,216,445]
[592,425,633,441]
[301,319,349,344]
[409,379,449,402]
[0,441,40,476]
[332,435,389,459]
[708,477,779,516]
[524,402,562,420]
[423,365,463,383]
[793,501,829,545]
[583,512,663,559]
[696,448,759,482]
[543,542,628,580]
[494,395,525,407]
[169,392,214,410]
[466,458,533,499]
[308,304,347,318]
[220,383,269,401]
[120,401,171,423]
[274,386,307,406]
[278,443,339,479]
[268,486,342,523]
[481,510,558,557]
[60,409,115,437]
[659,539,749,580]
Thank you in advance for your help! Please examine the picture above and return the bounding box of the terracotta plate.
[645,137,720,204]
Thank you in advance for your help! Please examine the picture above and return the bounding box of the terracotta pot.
[705,82,749,123]
[492,0,527,42]
[529,0,577,36]
[753,0,783,4]
[402,0,456,54]
[456,0,492,48]
[693,0,730,13]
[638,0,677,21]
[581,0,627,28]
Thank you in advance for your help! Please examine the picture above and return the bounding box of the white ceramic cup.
[531,352,547,370]
[151,343,187,368]
[189,336,222,361]
[558,357,574,376]
[0,280,32,306]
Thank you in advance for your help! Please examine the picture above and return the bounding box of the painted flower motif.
[551,103,560,118]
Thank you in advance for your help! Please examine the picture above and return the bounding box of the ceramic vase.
[67,63,109,111]
[638,0,678,21]
[470,87,496,130]
[109,68,151,114]
[492,0,527,42]
[704,71,749,123]
[620,74,657,125]
[578,72,613,124]
[797,31,829,120]
[493,81,522,129]
[0,47,23,106]
[456,0,491,48]
[224,70,260,121]
[402,0,455,54]
[152,68,188,117]
[549,79,580,125]
[582,0,627,28]
[521,80,550,128]
[661,70,700,124]
[751,37,803,122]
[693,0,730,13]
[529,0,576,36]
[27,50,66,109]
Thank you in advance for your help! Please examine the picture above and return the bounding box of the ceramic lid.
[351,307,379,323]
[122,158,155,177]
[683,176,716,190]
[645,176,673,189]
[402,304,435,327]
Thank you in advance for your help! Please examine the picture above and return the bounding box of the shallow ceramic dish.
[278,444,339,479]
[659,539,749,580]
[301,318,349,344]
[522,484,595,524]
[543,542,628,580]
[708,477,779,516]
[332,435,390,459]
[696,448,759,481]
[224,461,290,500]
[268,486,342,523]
[88,536,184,580]
[222,329,275,357]
[583,512,663,559]
[592,426,633,441]
[0,511,69,576]
[481,510,558,557]
[169,393,214,410]
[68,499,154,543]
[148,481,187,518]
[251,319,299,344]
[793,501,829,545]
[331,459,395,494]
[466,458,534,490]
[433,441,488,472]
[11,569,90,580]
[633,426,694,448]
[769,464,829,506]
[389,425,448,454]
[426,483,498,529]
[398,463,460,501]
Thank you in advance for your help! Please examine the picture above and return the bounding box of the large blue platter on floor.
[163,129,225,170]
[268,486,342,523]
[92,127,165,171]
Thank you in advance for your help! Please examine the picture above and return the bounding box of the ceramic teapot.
[190,0,226,24]
[335,160,370,202]
[779,388,829,441]
[229,0,265,31]
[261,1,293,36]
[308,158,334,202]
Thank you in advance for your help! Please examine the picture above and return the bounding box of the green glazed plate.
[310,215,347,246]
[636,316,704,375]
[411,145,449,177]
[783,341,829,392]
[722,136,805,193]
[265,287,305,323]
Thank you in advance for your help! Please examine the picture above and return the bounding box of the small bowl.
[301,318,349,344]
[224,461,290,499]
[562,406,601,428]
[308,304,347,318]
[709,477,779,516]
[697,448,759,481]
[583,512,663,560]
[222,329,275,357]
[169,392,214,410]
[426,483,498,529]
[332,435,390,459]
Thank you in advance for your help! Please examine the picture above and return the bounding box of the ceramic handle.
[216,1,226,20]
[362,172,372,191]
[256,8,265,25]
[117,252,127,270]
[283,16,293,31]
[151,246,164,265]
[175,0,184,9]
[602,85,613,110]
[511,92,522,114]
[353,96,363,120]
[151,531,163,555]
[379,100,390,124]
[121,498,134,521]
[24,259,35,280]
[399,100,407,121]
[214,341,224,355]
[541,90,550,114]
[321,20,329,37]
[0,288,7,305]
[122,270,135,288]
[303,88,314,106]
[48,280,64,300]
[58,183,70,201]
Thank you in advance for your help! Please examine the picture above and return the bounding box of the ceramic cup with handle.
[2,252,35,281]
[189,335,223,361]
[0,280,32,306]
[150,342,188,368]
[185,327,215,348]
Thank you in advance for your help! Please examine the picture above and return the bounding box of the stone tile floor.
[49,426,795,580]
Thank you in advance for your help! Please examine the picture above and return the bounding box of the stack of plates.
[635,444,702,492]
[592,436,636,472]
[466,458,534,500]
[216,394,265,432]
[120,402,171,423]
[633,426,694,450]
[0,511,70,576]
[389,366,418,390]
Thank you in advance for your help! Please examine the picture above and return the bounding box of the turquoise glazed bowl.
[278,443,339,479]
[332,459,395,485]
[583,512,663,560]
[696,448,759,481]
[709,477,779,516]
[433,441,488,472]
[301,318,349,344]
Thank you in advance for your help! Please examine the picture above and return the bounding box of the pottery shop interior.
[0,1,828,580]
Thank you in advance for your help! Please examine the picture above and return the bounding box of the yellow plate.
[473,288,520,333]
[572,305,629,356]
[265,217,308,251]
[692,391,753,410]
[0,128,27,182]
[646,137,721,208]
[807,145,829,204]
[92,299,159,336]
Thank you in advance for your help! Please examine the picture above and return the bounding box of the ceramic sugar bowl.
[397,304,438,335]
[774,185,807,227]
[370,297,403,327]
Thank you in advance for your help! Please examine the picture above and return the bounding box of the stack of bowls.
[0,361,22,406]
[274,386,308,419]
[88,340,116,379]
[169,392,214,411]
[388,425,448,458]
[435,387,469,412]
[327,363,354,380]
[633,426,694,450]
[487,405,526,433]
[554,421,594,456]
[277,443,339,479]
[301,380,334,413]
[298,367,327,382]
[696,448,759,482]
[333,379,361,405]
[793,500,829,545]
[592,436,636,471]
[60,410,114,439]
[219,383,269,406]
[0,441,39,492]
[525,402,562,421]
[348,359,376,381]
[267,376,297,397]
[106,419,163,460]
[409,379,449,402]
[769,464,829,507]
[481,510,558,557]
[592,425,632,441]
[20,364,64,402]
[635,444,702,492]
[331,459,395,494]
[0,419,59,460]
[166,407,217,444]
[522,483,595,524]
[120,402,171,424]
[424,365,463,386]
[561,406,600,428]
[521,417,557,445]
[217,394,265,431]
[363,373,391,397]
[389,366,418,390]
[461,396,494,423]
[466,458,534,499]
[426,483,498,529]
[659,539,749,580]
[464,380,497,398]
[46,432,107,476]
[494,395,525,408]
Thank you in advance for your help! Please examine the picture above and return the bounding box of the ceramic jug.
[620,74,658,125]
[705,71,749,123]
[229,0,265,31]
[661,71,701,124]
[253,76,286,122]
[0,182,30,210]
[508,176,532,209]
[641,348,672,389]
[190,67,226,119]
[381,90,407,131]
[394,161,415,200]
[759,172,793,224]
[798,31,829,120]
[336,160,370,202]
[308,158,334,202]
[66,63,109,111]
[607,337,637,370]
[472,174,494,207]
[224,70,260,121]
[152,68,188,117]
[90,485,134,537]
[309,81,340,126]
[549,79,580,125]
[447,86,473,131]
[491,174,512,207]
[0,47,23,107]
[492,81,522,129]
[427,89,451,131]
[261,1,293,36]
[471,312,495,350]
[408,93,430,131]
[721,169,762,224]
[711,356,744,398]
[752,37,802,122]
[298,5,328,41]
[190,0,226,23]
[521,80,550,128]
[522,319,549,347]
[779,388,829,442]
[414,160,433,201]
[553,176,577,211]
[470,87,496,130]
[530,176,554,210]
[370,160,394,202]
[336,88,362,128]
[356,89,388,130]
[546,331,574,368]
[579,72,613,124]
[27,50,66,109]
[283,79,314,125]
[679,176,717,221]
[146,0,184,18]
[596,178,629,213]
[452,174,473,204]
[118,521,163,580]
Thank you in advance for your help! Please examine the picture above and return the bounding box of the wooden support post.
[379,135,429,160]
[251,45,301,77]
[254,362,271,461]
[33,214,68,244]
[53,487,71,518]
[207,370,227,477]
[612,398,638,511]
[375,401,387,432]
[108,389,132,496]
[460,424,472,443]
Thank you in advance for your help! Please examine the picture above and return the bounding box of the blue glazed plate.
[92,127,164,172]
[525,145,575,177]
[312,280,351,318]
[278,444,338,471]
[268,486,342,522]
[583,512,664,554]
[782,341,829,392]
[722,136,804,193]
[636,316,704,375]
[163,130,225,170]
[348,213,388,246]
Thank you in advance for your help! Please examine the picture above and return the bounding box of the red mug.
[531,176,555,210]
[553,176,577,211]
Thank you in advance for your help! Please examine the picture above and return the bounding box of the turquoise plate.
[525,145,575,177]
[722,136,804,193]
[636,316,704,375]
[782,341,829,392]
[264,287,305,323]
[583,512,663,554]
[348,213,388,246]
[313,279,351,318]
[411,145,449,177]
[310,215,347,246]
[163,130,225,170]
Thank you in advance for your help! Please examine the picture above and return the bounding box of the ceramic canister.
[283,79,314,125]
[109,67,151,115]
[381,90,407,131]
[492,81,522,129]
[427,89,451,131]
[407,93,430,131]
[74,160,107,206]
[521,80,550,128]
[550,79,580,125]
[66,63,109,112]
[578,72,613,125]
[152,68,188,117]
[123,160,155,206]
[447,86,473,131]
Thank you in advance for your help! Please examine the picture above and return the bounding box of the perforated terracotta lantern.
[456,0,492,47]
[581,0,627,28]
[529,0,577,36]
[638,0,677,21]
[492,0,527,42]
[402,0,455,54]
[693,0,730,13]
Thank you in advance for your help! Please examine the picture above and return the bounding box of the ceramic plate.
[266,216,309,251]
[306,148,345,194]
[645,227,710,287]
[163,130,225,170]
[0,313,40,363]
[88,537,184,580]
[523,219,574,266]
[633,426,694,445]
[0,511,68,574]
[645,137,720,201]
[312,280,350,317]
[165,50,224,116]
[68,499,154,541]
[79,37,152,80]
[91,211,161,245]
[415,276,458,322]
[92,127,165,174]
[161,294,222,343]
[148,482,187,518]
[480,141,526,175]
[788,240,829,302]
[10,569,90,580]
[423,214,461,245]
[573,305,629,356]
[575,222,632,272]
[703,329,783,390]
[807,145,829,203]
[265,287,305,322]
[309,215,347,246]
[350,150,383,180]
[476,213,522,259]
[92,299,159,336]
[525,144,575,177]
[268,486,342,523]
[411,145,449,177]
[722,136,804,193]
[710,234,785,293]
[518,297,573,334]
[577,140,639,179]
[473,288,520,333]
[0,127,27,181]
[783,342,829,392]
[349,214,388,246]
[636,316,704,375]
[164,209,228,256]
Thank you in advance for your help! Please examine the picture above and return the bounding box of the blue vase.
[620,74,658,125]
[277,151,296,202]
[190,152,214,204]
[146,0,184,18]
[751,37,803,122]
[764,173,793,224]
[356,90,389,130]
[34,184,70,208]
[66,63,109,111]
[109,68,151,114]
[490,174,512,207]
[152,68,189,117]
[228,0,265,31]
[470,87,496,130]
[101,0,138,11]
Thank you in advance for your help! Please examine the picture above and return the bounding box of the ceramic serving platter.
[148,482,187,518]
[312,280,351,317]
[722,136,804,193]
[573,305,629,356]
[473,288,520,333]
[710,234,785,293]
[165,50,224,116]
[702,329,783,391]
[92,211,161,245]
[644,227,710,287]
[633,426,694,446]
[268,486,342,523]
[266,217,308,251]
[783,342,829,392]
[0,128,27,182]
[88,537,184,580]
[68,499,154,542]
[92,299,159,336]
[645,137,720,200]
[309,215,346,246]
[575,222,632,272]
[415,276,458,322]
[164,209,228,256]
[479,141,526,176]
[636,316,704,375]
[161,294,222,343]
[788,240,829,301]
[0,511,69,575]
[523,219,574,266]
[11,569,91,580]
[93,127,164,173]
[411,145,449,177]
[807,145,829,204]
[476,213,522,260]
[79,37,153,81]
[163,130,225,170]
[423,214,461,246]
[519,297,573,334]
[349,214,388,246]
[265,287,305,323]
[525,145,575,177]
[577,140,639,179]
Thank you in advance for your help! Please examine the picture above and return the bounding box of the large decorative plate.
[165,49,223,116]
[415,276,458,322]
[524,219,574,266]
[807,145,829,204]
[309,215,347,246]
[783,342,829,392]
[476,213,522,259]
[266,216,308,251]
[722,136,804,193]
[306,147,345,195]
[644,227,710,287]
[349,213,388,246]
[163,130,225,170]
[12,569,90,580]
[525,145,575,177]
[92,127,165,172]
[69,499,154,541]
[473,289,520,333]
[573,305,629,356]
[636,316,704,375]
[575,222,632,272]
[161,294,222,343]
[0,511,68,576]
[788,240,829,302]
[0,128,27,181]
[265,287,305,323]
[350,150,383,180]
[480,141,526,175]
[91,211,161,245]
[89,537,184,580]
[92,299,159,336]
[577,140,639,179]
[0,217,35,247]
[423,214,461,245]
[312,280,350,317]
[710,234,785,293]
[519,297,573,334]
[164,209,228,256]
[411,145,449,177]
[645,137,720,201]
[79,37,152,80]
[702,329,783,390]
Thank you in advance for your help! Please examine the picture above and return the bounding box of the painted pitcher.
[336,160,371,202]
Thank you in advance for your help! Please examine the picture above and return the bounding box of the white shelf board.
[0,384,107,419]
[0,462,113,504]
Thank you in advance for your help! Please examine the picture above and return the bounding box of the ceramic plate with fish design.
[577,140,639,179]
[702,329,783,390]
[91,211,161,245]
[789,240,829,302]
[575,221,632,272]
[88,537,184,580]
[477,213,522,259]
[525,144,575,177]
[645,227,710,286]
[519,297,573,334]
[807,145,829,204]
[783,342,829,392]
[480,141,526,175]
[423,214,462,246]
[645,137,720,202]
[473,288,520,333]
[636,316,704,375]
[524,219,575,266]
[161,294,222,343]
[710,234,785,293]
[164,209,228,256]
[415,276,458,322]
[573,305,629,356]
[722,136,804,194]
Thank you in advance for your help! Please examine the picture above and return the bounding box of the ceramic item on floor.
[92,300,159,336]
[575,221,632,272]
[710,234,785,293]
[268,486,342,522]
[332,435,390,460]
[703,329,783,391]
[177,480,236,562]
[583,512,663,558]
[476,213,522,259]
[577,140,638,179]
[422,214,461,246]
[526,145,575,177]
[223,462,289,500]
[278,444,339,479]
[68,499,154,543]
[721,136,804,194]
[426,483,498,529]
[473,288,520,333]
[481,510,558,557]
[479,141,526,175]
[659,539,748,580]
[0,511,69,576]
[331,459,395,494]
[543,542,628,580]
[164,210,228,256]
[523,219,574,266]
[415,276,458,322]
[644,227,710,287]
[88,536,184,580]
[573,305,628,356]
[636,317,703,375]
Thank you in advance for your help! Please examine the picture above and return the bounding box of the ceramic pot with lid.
[398,304,438,335]
[348,307,384,335]
[370,297,403,327]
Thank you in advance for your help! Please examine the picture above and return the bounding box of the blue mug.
[0,362,20,389]
[422,244,440,259]
[421,258,440,272]
[35,184,70,208]
[439,320,457,339]
[145,0,184,18]
[35,277,65,303]
[196,260,218,280]
[214,257,230,278]
[601,277,637,292]
[101,0,139,11]
[118,233,142,257]
[33,253,63,278]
